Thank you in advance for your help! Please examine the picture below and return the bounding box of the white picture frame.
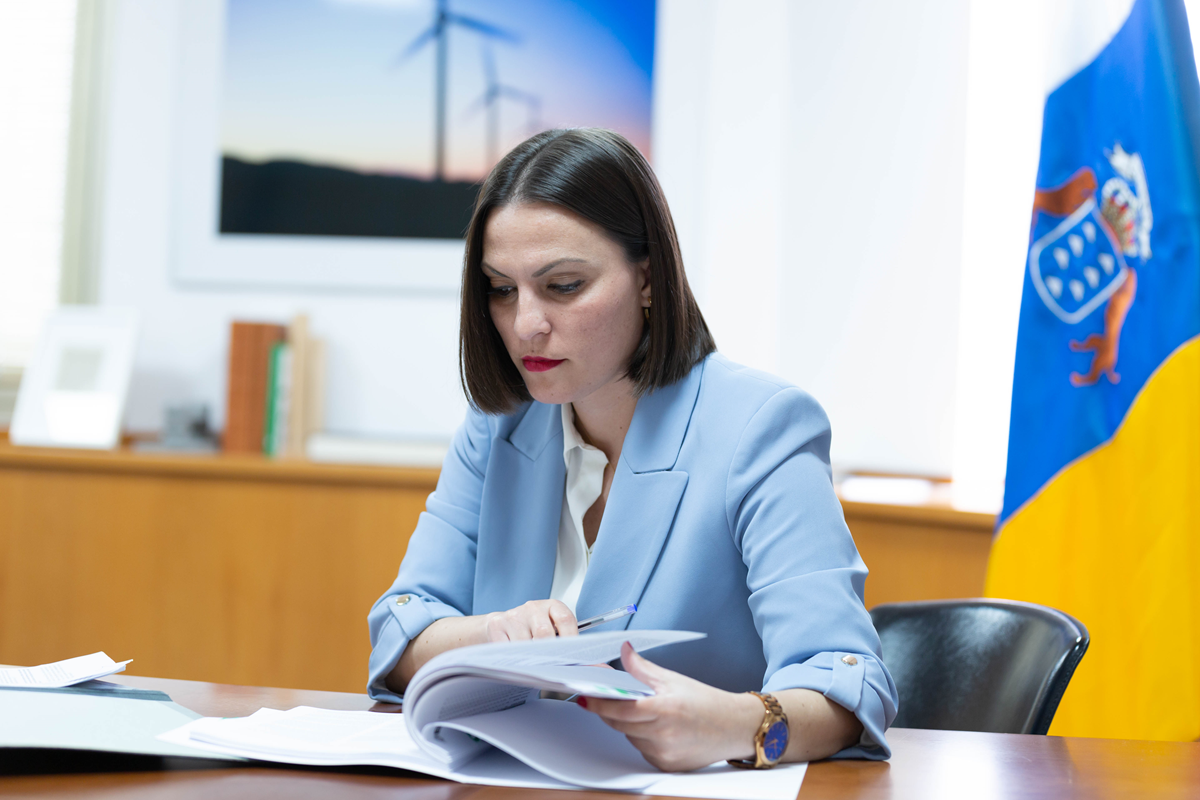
[170,0,465,293]
[9,308,140,450]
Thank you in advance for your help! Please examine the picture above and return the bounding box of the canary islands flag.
[987,0,1200,740]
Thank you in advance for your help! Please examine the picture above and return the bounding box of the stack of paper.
[0,652,130,688]
[160,631,807,799]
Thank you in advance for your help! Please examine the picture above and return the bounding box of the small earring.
[643,297,651,320]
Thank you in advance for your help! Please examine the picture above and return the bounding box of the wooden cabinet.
[841,500,995,609]
[0,441,995,693]
[0,442,437,693]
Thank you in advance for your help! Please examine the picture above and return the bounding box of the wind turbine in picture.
[464,40,543,169]
[397,0,519,181]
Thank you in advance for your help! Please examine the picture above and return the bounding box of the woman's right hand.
[389,599,578,694]
[483,599,578,641]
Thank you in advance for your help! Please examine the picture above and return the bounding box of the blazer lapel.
[574,360,707,624]
[575,466,688,624]
[473,403,564,614]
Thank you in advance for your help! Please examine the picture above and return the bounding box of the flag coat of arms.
[987,0,1200,740]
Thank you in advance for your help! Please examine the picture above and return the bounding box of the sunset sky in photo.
[220,0,656,182]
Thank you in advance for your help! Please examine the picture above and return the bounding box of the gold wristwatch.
[728,691,789,769]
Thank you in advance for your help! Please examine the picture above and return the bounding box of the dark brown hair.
[459,128,715,414]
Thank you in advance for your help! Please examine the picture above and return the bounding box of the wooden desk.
[0,440,996,694]
[2,674,1197,798]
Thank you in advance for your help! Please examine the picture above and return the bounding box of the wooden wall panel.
[0,442,998,693]
[843,501,996,609]
[0,444,437,694]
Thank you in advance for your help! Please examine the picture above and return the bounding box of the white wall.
[0,1,77,366]
[779,0,969,476]
[654,0,970,476]
[99,0,973,477]
[686,0,789,377]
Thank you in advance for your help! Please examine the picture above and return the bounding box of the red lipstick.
[522,357,565,373]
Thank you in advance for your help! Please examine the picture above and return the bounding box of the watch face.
[762,720,788,763]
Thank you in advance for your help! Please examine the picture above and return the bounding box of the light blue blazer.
[368,354,898,759]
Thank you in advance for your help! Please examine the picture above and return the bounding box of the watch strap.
[727,691,788,769]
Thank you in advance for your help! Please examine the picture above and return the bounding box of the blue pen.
[576,604,637,631]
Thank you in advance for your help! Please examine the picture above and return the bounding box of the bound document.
[160,630,808,799]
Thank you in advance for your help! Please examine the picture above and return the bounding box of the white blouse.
[548,403,609,615]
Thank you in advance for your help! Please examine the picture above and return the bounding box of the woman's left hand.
[576,641,762,772]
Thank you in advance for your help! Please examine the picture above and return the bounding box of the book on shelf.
[224,315,325,457]
[223,322,286,453]
[158,630,805,799]
[262,341,291,457]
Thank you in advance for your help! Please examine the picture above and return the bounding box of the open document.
[0,652,130,688]
[160,630,807,799]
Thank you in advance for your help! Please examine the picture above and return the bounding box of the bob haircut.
[460,128,716,414]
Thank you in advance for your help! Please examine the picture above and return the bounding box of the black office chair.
[870,598,1089,734]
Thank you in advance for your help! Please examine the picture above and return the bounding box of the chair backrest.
[870,598,1089,734]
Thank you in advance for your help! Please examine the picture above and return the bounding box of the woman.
[368,128,897,771]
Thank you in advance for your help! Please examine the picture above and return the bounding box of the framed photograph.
[172,0,657,292]
[9,308,139,450]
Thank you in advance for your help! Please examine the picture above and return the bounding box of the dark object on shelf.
[871,598,1089,735]
[163,404,218,451]
[135,403,218,454]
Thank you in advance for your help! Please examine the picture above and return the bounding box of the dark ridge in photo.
[219,156,479,240]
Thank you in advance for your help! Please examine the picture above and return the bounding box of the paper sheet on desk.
[163,705,807,799]
[158,709,571,790]
[0,652,130,688]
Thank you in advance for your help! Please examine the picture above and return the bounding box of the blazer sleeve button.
[841,655,858,666]
[395,594,412,606]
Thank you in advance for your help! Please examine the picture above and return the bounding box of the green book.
[262,342,291,455]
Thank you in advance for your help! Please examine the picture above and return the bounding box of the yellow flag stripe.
[986,334,1200,740]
